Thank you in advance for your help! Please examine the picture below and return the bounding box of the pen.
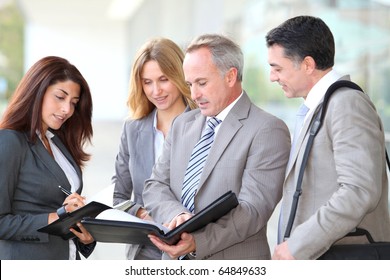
[58,185,72,196]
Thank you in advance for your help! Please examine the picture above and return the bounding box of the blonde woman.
[112,38,196,260]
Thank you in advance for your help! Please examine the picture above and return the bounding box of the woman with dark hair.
[112,37,197,260]
[0,56,95,259]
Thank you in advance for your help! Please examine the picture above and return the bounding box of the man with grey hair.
[142,34,290,259]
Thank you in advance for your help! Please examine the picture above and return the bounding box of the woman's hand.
[62,193,87,212]
[47,193,93,244]
[70,222,95,244]
[48,193,87,223]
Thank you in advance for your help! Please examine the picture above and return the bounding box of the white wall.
[17,0,244,120]
[19,0,130,120]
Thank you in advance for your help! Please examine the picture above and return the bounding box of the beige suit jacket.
[280,77,390,259]
[143,92,291,259]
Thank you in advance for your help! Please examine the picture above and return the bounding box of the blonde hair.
[127,38,196,119]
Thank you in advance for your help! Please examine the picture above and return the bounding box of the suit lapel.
[196,92,250,192]
[183,112,206,162]
[30,134,77,193]
[51,135,82,177]
[285,76,351,178]
[137,113,155,176]
[285,109,315,176]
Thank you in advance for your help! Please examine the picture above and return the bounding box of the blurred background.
[1,0,389,259]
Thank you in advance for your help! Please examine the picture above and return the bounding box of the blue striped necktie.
[292,103,309,148]
[278,103,309,243]
[288,103,310,163]
[181,117,222,213]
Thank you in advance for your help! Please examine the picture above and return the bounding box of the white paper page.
[85,184,114,206]
[96,209,169,233]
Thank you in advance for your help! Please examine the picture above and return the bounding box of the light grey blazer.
[112,107,190,259]
[113,111,155,215]
[0,129,95,259]
[112,110,157,259]
[143,92,291,260]
[280,76,390,259]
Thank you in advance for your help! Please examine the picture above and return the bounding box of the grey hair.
[186,34,243,81]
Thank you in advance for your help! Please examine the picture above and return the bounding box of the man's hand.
[272,241,295,260]
[136,207,153,221]
[148,213,195,259]
[149,232,196,259]
[167,212,193,229]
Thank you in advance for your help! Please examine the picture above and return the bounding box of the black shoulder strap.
[284,80,390,239]
[313,80,362,136]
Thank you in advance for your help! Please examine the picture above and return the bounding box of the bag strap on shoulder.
[284,80,389,239]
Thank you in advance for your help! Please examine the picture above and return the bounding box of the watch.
[56,205,69,219]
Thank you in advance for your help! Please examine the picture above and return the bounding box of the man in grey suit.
[141,34,291,260]
[266,16,390,260]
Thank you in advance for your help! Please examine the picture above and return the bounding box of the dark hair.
[0,56,93,168]
[265,16,335,70]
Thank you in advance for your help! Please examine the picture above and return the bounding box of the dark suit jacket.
[0,129,95,259]
[143,92,291,259]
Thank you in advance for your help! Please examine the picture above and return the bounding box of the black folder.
[81,191,238,245]
[38,201,113,240]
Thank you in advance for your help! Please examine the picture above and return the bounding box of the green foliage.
[0,0,24,100]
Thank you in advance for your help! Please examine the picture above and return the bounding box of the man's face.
[267,44,309,99]
[183,47,232,116]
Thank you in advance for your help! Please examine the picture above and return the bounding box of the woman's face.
[141,60,184,111]
[41,80,80,132]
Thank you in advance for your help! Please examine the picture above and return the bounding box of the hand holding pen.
[55,186,94,244]
[58,185,86,211]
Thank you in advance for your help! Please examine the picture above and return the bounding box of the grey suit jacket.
[0,129,94,260]
[112,107,190,259]
[112,110,156,259]
[280,76,390,259]
[113,111,155,215]
[143,92,291,259]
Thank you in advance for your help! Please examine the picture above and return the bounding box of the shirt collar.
[152,110,158,132]
[305,69,342,110]
[37,129,55,140]
[211,91,244,122]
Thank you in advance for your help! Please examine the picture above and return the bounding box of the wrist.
[56,204,69,219]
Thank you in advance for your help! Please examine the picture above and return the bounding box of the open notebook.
[37,199,135,240]
[81,191,238,245]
